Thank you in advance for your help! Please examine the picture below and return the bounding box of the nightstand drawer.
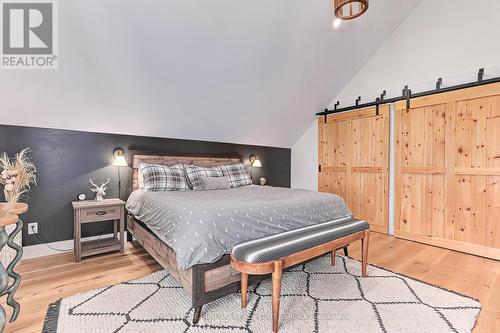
[80,206,121,223]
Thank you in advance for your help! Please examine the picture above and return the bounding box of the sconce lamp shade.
[112,149,128,167]
[250,155,262,168]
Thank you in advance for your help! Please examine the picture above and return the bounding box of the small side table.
[72,198,125,262]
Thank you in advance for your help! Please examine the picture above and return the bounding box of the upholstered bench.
[230,217,370,333]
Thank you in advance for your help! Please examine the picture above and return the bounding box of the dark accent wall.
[0,125,291,246]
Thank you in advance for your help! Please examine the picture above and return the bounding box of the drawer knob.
[95,211,107,216]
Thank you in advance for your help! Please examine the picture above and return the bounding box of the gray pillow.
[184,164,223,191]
[200,176,230,190]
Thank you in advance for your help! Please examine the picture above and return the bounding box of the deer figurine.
[89,178,110,202]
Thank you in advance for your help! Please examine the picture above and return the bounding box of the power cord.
[29,222,112,252]
[30,229,72,252]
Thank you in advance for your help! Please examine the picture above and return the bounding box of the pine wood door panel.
[399,105,446,168]
[318,106,389,234]
[351,112,388,233]
[318,171,348,200]
[448,96,500,247]
[395,83,500,260]
[487,177,500,248]
[399,173,446,237]
[396,104,447,238]
[318,119,350,168]
[318,118,351,206]
[351,114,386,167]
[351,171,386,233]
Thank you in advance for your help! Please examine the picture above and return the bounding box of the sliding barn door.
[395,83,500,260]
[318,106,389,234]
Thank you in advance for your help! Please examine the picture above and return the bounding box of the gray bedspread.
[126,185,352,270]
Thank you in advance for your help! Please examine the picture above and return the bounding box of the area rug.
[43,255,481,333]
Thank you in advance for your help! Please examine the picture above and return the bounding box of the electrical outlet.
[28,222,38,235]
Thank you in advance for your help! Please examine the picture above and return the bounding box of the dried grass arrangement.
[0,148,37,203]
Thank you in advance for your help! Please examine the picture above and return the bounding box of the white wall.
[0,0,418,149]
[291,121,318,190]
[291,0,500,190]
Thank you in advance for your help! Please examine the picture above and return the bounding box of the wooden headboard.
[129,151,242,191]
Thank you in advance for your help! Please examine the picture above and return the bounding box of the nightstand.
[72,198,125,262]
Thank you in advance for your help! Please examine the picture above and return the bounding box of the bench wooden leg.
[241,272,248,308]
[361,229,370,277]
[272,261,283,333]
[343,246,348,257]
[192,305,202,324]
[331,250,336,266]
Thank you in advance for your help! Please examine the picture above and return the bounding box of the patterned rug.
[43,255,481,333]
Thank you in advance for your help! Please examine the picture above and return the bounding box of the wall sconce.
[112,149,128,198]
[249,155,262,182]
[249,155,262,168]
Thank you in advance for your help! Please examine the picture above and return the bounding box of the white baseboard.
[22,232,129,260]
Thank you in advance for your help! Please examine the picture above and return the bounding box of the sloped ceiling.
[1,0,420,148]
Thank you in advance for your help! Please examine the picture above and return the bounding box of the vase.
[0,224,21,267]
[0,190,22,267]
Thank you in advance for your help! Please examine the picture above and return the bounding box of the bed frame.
[126,151,348,324]
[127,151,268,323]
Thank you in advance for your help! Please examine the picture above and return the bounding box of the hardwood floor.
[4,244,161,333]
[3,233,500,333]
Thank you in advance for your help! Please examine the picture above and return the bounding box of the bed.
[125,151,353,323]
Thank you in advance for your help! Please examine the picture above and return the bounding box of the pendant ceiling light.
[334,0,369,20]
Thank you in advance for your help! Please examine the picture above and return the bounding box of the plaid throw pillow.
[139,163,188,192]
[219,163,252,188]
[184,165,223,191]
